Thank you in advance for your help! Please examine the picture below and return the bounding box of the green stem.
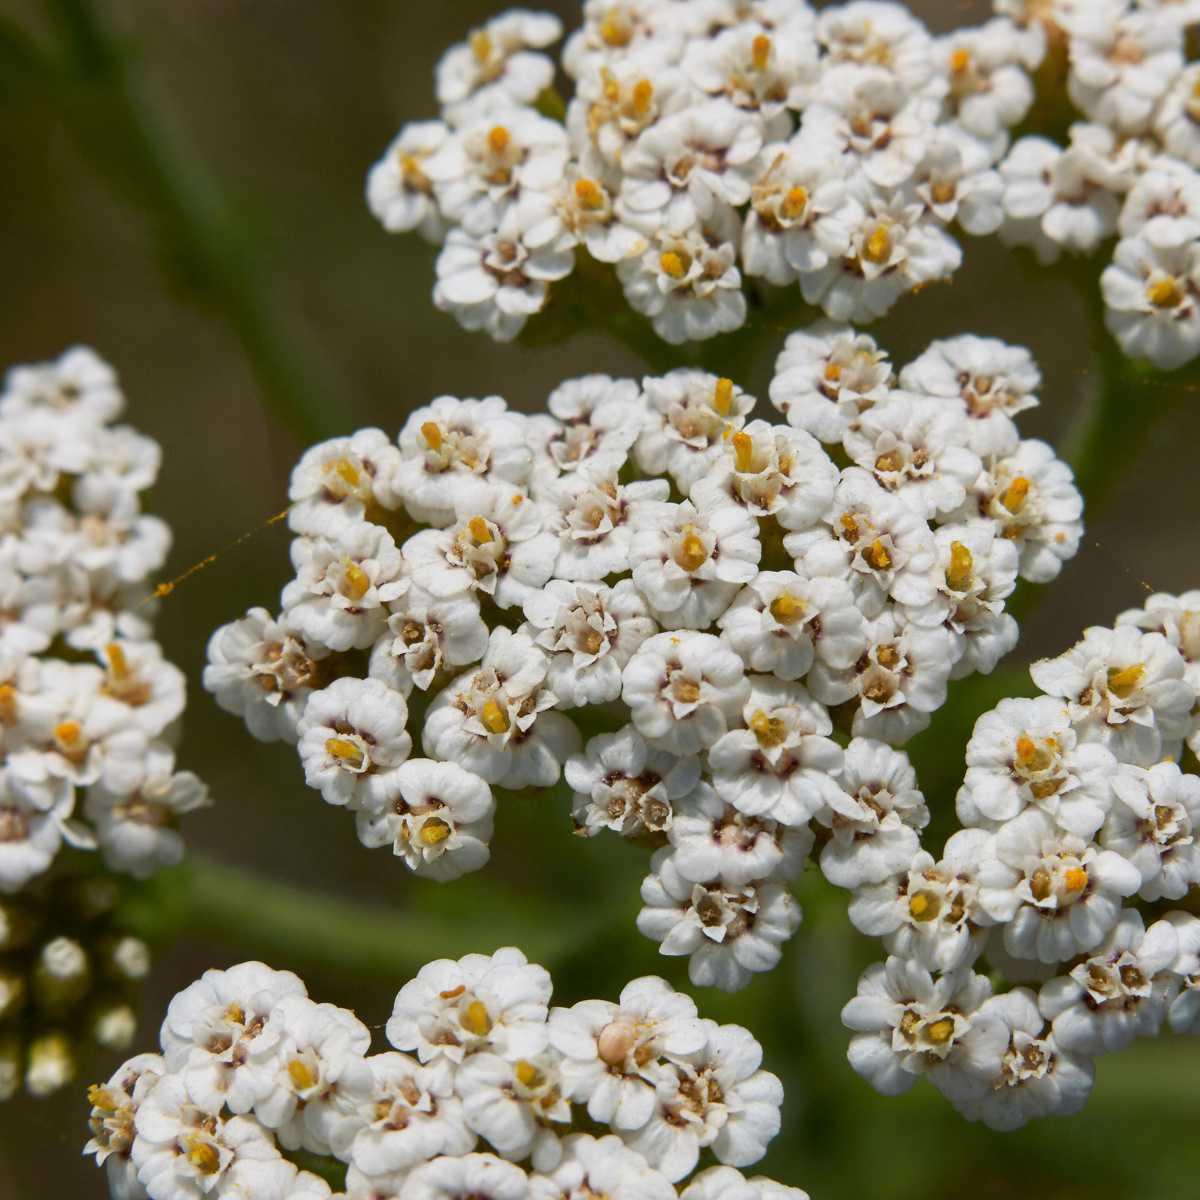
[40,0,337,444]
[117,855,608,983]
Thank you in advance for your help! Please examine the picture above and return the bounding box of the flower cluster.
[2,874,150,1101]
[993,0,1200,369]
[204,323,1082,994]
[83,948,805,1199]
[841,591,1200,1130]
[0,348,209,894]
[367,0,1040,343]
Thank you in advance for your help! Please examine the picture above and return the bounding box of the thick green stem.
[117,855,608,982]
[40,0,337,444]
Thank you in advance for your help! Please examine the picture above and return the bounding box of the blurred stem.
[40,0,337,444]
[117,855,608,982]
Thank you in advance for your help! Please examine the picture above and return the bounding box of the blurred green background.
[1,0,1198,1196]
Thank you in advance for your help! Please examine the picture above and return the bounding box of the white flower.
[636,847,802,991]
[434,197,575,343]
[948,988,1093,1131]
[938,20,1036,138]
[347,1051,472,1175]
[564,726,700,838]
[681,1166,810,1200]
[355,758,494,882]
[625,1020,782,1180]
[1030,624,1195,766]
[1165,911,1200,1034]
[899,334,1039,457]
[707,676,843,826]
[809,610,956,745]
[817,738,928,889]
[436,12,563,123]
[841,392,982,520]
[523,579,657,707]
[254,994,372,1155]
[1066,6,1183,133]
[203,608,327,744]
[977,809,1142,963]
[548,974,706,1133]
[619,100,764,233]
[630,493,760,629]
[740,139,854,285]
[1155,63,1200,167]
[283,519,408,652]
[617,204,748,344]
[621,631,749,756]
[535,375,644,490]
[786,468,938,618]
[286,428,406,536]
[530,1132,675,1200]
[718,570,868,680]
[1101,761,1200,900]
[956,696,1116,837]
[84,743,210,879]
[423,629,579,789]
[404,487,557,610]
[403,1152,530,1200]
[906,522,1018,678]
[1118,164,1200,249]
[393,395,532,527]
[159,960,307,1113]
[85,1052,165,1200]
[297,677,412,810]
[768,322,893,444]
[132,1077,296,1200]
[457,1052,569,1172]
[0,768,78,893]
[817,1,936,94]
[634,371,756,493]
[1,344,123,424]
[386,948,552,1090]
[848,828,993,973]
[541,169,645,264]
[425,107,569,236]
[690,420,838,531]
[542,469,669,582]
[367,121,450,244]
[842,956,998,1098]
[377,587,490,693]
[962,439,1083,583]
[1101,234,1200,370]
[1038,910,1179,1055]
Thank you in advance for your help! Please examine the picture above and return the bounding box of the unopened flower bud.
[33,937,90,1015]
[0,968,26,1022]
[90,1001,138,1052]
[25,1031,75,1097]
[0,1033,21,1101]
[101,935,151,983]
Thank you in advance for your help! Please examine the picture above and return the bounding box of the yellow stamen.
[288,1058,318,1090]
[874,450,904,475]
[864,223,893,264]
[1030,867,1052,901]
[660,251,687,278]
[342,561,370,601]
[480,698,510,734]
[326,737,366,769]
[87,1085,120,1111]
[470,29,493,64]
[769,592,806,623]
[732,431,755,473]
[780,185,809,220]
[1146,276,1184,308]
[863,539,892,571]
[949,47,971,74]
[468,516,493,544]
[487,125,511,154]
[946,541,974,592]
[0,683,15,722]
[600,67,620,104]
[1107,663,1144,699]
[462,999,493,1036]
[749,709,788,749]
[600,12,632,47]
[55,720,82,747]
[712,377,734,415]
[105,643,130,679]
[839,512,861,542]
[1015,735,1039,767]
[574,178,605,210]
[1064,867,1088,893]
[926,1017,955,1045]
[419,818,451,846]
[824,362,842,383]
[185,1137,220,1176]
[1001,477,1029,513]
[751,34,772,71]
[420,421,443,451]
[225,1003,246,1026]
[676,529,709,572]
[908,891,940,921]
[514,1059,541,1088]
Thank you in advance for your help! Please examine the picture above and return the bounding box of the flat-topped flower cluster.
[205,323,1082,995]
[0,348,208,895]
[366,0,1200,368]
[841,592,1200,1130]
[84,949,805,1199]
